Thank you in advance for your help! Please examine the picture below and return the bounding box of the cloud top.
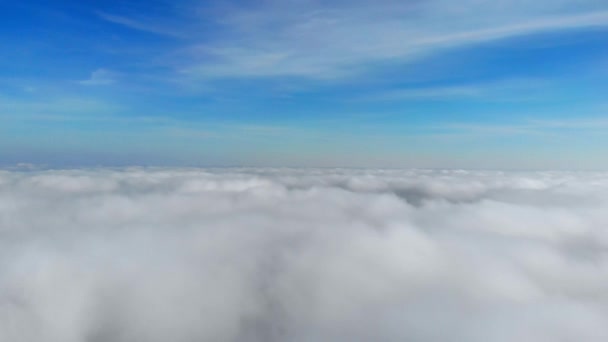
[1,168,608,341]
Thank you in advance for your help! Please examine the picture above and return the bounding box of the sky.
[1,0,608,169]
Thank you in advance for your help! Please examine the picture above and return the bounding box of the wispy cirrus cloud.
[94,0,608,81]
[431,115,608,138]
[0,95,121,116]
[363,78,550,101]
[97,11,186,38]
[78,68,119,86]
[176,1,608,80]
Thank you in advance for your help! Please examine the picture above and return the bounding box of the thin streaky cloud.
[78,68,118,86]
[362,78,550,101]
[97,11,185,38]
[177,3,608,80]
[414,10,608,48]
[432,115,608,137]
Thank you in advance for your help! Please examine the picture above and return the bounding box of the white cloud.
[96,0,608,81]
[79,69,118,86]
[97,12,185,38]
[427,115,608,138]
[176,0,608,79]
[0,96,121,119]
[362,78,550,101]
[1,168,608,341]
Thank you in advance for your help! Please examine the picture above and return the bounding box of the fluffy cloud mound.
[1,168,608,341]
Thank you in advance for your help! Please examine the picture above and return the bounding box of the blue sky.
[1,0,608,169]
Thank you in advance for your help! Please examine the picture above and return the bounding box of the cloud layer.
[1,168,608,341]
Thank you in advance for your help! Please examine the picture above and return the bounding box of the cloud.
[78,69,118,86]
[0,95,122,120]
[176,0,608,80]
[1,168,608,341]
[363,78,550,101]
[428,115,608,138]
[97,12,185,38]
[91,1,608,81]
